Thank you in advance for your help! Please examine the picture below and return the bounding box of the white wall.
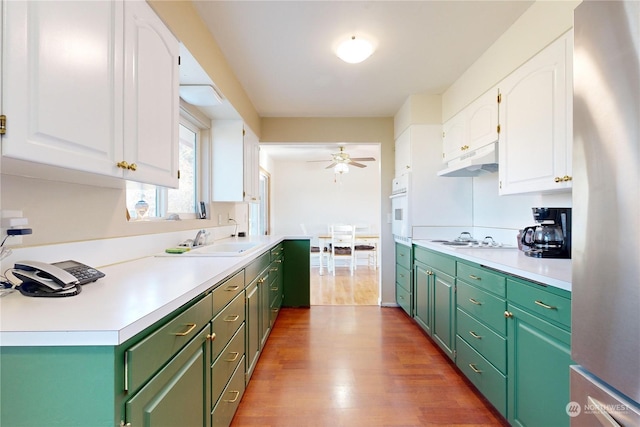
[268,154,381,238]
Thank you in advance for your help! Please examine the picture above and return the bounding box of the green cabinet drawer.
[456,308,506,374]
[211,324,245,406]
[414,246,456,276]
[396,264,411,290]
[126,293,213,394]
[213,271,244,316]
[270,243,284,260]
[457,262,506,297]
[507,279,571,329]
[245,251,270,286]
[126,327,209,427]
[211,292,245,361]
[396,282,411,316]
[457,281,506,335]
[395,243,411,270]
[211,356,246,427]
[456,336,507,417]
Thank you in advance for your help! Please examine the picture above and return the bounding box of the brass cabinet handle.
[225,285,240,292]
[469,298,482,305]
[468,363,483,374]
[206,333,217,342]
[504,311,513,318]
[275,259,283,263]
[257,277,266,284]
[563,175,572,182]
[223,315,240,322]
[173,323,196,336]
[117,161,130,169]
[534,300,557,310]
[469,331,482,340]
[223,390,240,403]
[554,176,562,183]
[270,267,279,272]
[224,352,240,362]
[127,163,137,171]
[399,273,405,278]
[468,274,481,280]
[270,286,278,291]
[398,295,405,300]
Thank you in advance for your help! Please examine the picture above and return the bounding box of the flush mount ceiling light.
[334,163,349,174]
[336,36,374,64]
[179,84,224,106]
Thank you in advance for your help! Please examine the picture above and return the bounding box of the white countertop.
[412,240,572,292]
[0,236,288,347]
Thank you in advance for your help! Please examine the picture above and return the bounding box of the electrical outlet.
[1,210,26,245]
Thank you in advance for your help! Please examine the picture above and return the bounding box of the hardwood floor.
[310,265,379,305]
[231,306,508,427]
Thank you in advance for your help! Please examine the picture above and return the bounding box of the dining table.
[316,233,379,274]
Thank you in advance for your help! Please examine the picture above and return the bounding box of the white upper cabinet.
[1,0,179,188]
[498,31,573,195]
[442,88,499,164]
[211,120,260,203]
[394,126,412,176]
[123,0,180,188]
[442,110,466,163]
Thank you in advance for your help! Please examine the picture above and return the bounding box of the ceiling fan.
[308,146,376,170]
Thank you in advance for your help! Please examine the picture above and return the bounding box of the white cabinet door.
[499,31,573,195]
[2,1,124,176]
[212,120,244,202]
[243,126,260,202]
[467,88,500,151]
[442,110,466,163]
[123,0,179,188]
[394,127,411,176]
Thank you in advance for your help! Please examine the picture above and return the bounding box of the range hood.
[437,142,498,177]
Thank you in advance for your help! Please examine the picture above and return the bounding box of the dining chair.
[300,224,324,274]
[354,224,377,269]
[329,224,356,276]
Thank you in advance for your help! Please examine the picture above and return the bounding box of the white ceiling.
[184,1,533,161]
[191,0,534,118]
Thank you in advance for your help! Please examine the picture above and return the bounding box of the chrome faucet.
[193,229,207,247]
[228,218,238,237]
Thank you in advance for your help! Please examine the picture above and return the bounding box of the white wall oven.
[390,174,410,241]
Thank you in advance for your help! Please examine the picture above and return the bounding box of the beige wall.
[442,0,580,121]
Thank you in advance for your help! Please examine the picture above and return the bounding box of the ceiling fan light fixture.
[334,163,350,174]
[336,36,374,64]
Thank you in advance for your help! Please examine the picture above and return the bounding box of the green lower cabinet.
[432,272,455,359]
[506,303,573,427]
[283,239,311,307]
[413,261,431,333]
[456,335,507,417]
[126,327,210,427]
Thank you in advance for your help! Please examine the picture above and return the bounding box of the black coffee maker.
[520,207,571,258]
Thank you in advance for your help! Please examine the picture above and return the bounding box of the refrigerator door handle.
[587,396,622,427]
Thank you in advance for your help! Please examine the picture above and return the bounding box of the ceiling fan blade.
[350,157,376,162]
[324,162,337,169]
[350,162,367,168]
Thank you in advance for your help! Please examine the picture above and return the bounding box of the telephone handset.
[13,260,105,297]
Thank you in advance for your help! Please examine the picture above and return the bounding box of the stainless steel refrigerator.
[571,1,640,425]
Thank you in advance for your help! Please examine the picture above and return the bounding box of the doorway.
[259,143,381,306]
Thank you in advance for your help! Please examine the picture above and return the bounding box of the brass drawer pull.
[270,267,278,272]
[271,286,278,291]
[224,315,240,322]
[173,323,197,336]
[468,274,481,280]
[206,333,216,342]
[469,331,482,340]
[275,259,283,263]
[504,311,513,319]
[224,352,240,362]
[468,364,483,374]
[399,273,405,278]
[257,277,266,284]
[225,285,240,292]
[224,390,240,403]
[469,298,482,306]
[534,300,557,310]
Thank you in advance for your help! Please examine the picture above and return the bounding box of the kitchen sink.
[159,241,264,257]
